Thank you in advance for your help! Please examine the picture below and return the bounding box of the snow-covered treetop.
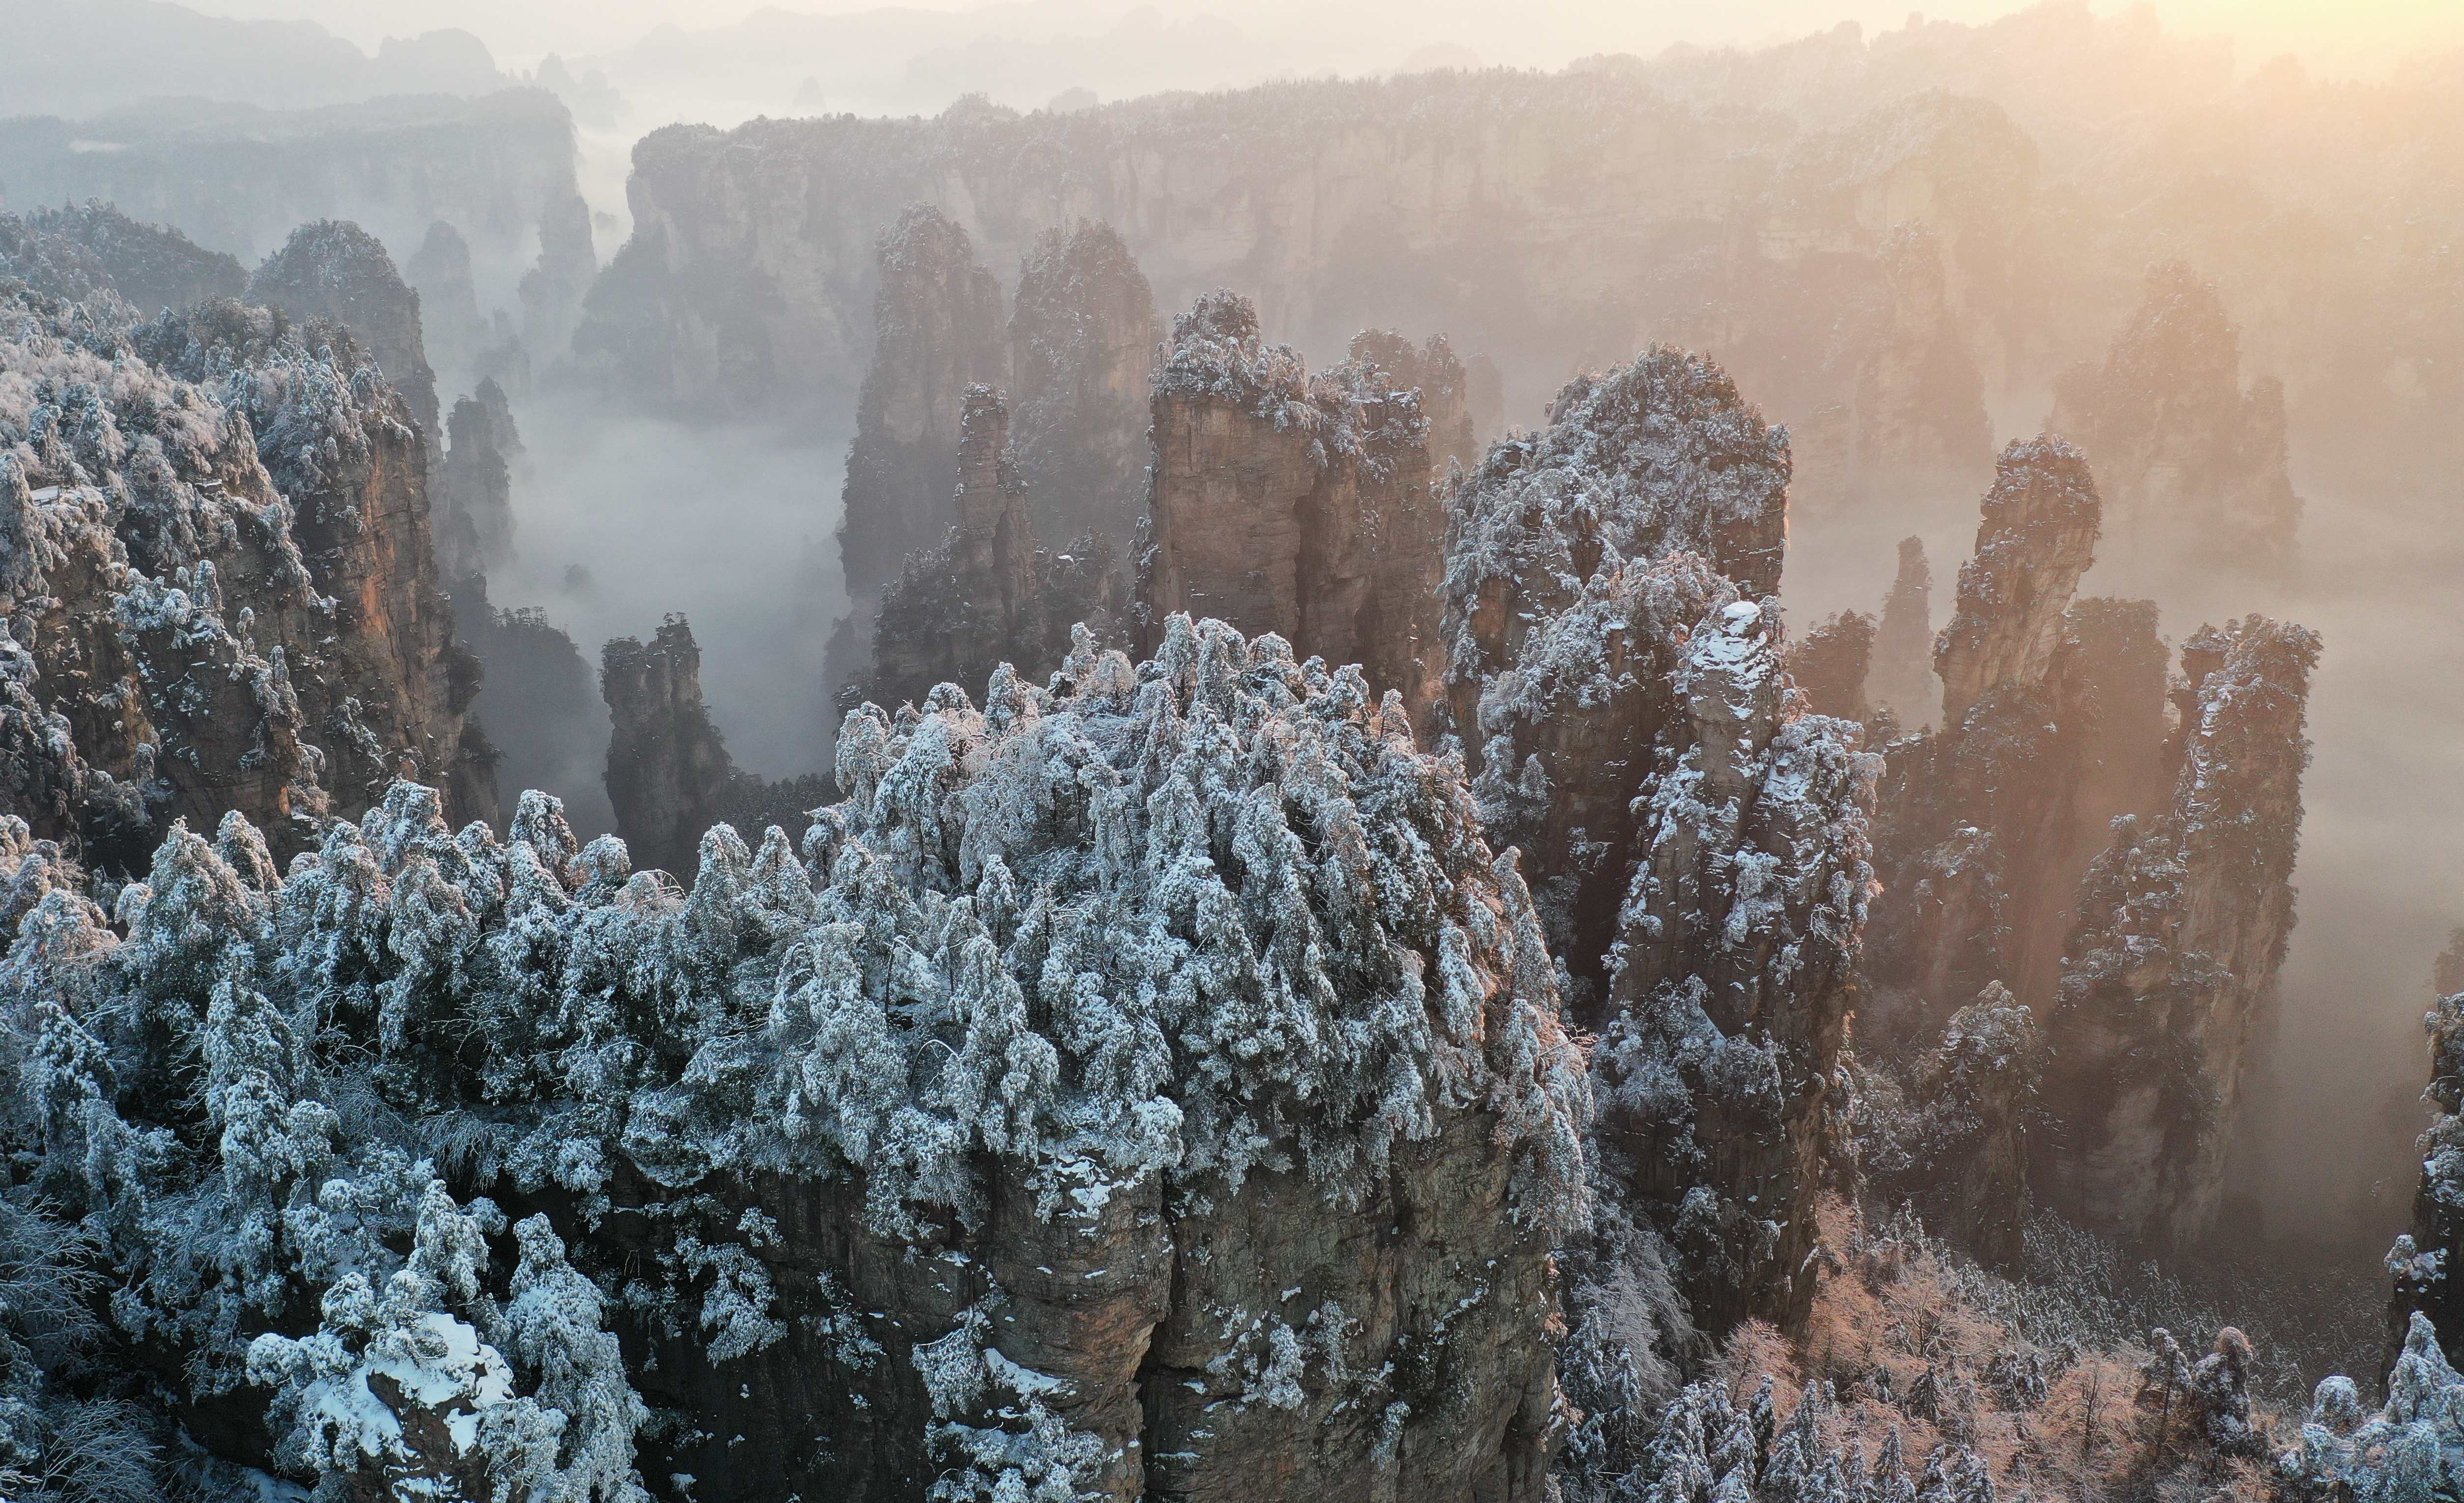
[1443,346,1790,679]
[1154,289,1431,480]
[248,220,416,310]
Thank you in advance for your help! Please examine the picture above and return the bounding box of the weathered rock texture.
[0,616,1589,1503]
[1440,344,1877,1354]
[1784,610,1875,724]
[1007,219,1156,550]
[0,284,494,867]
[1932,439,2103,725]
[1862,981,2042,1267]
[1348,328,1480,475]
[1142,291,1447,716]
[1865,535,1937,730]
[864,386,1124,711]
[0,202,245,313]
[1865,446,2178,1044]
[248,220,443,461]
[2037,614,2320,1250]
[436,378,520,582]
[2049,261,2301,575]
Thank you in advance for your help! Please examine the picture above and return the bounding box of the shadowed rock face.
[1866,536,1936,730]
[519,192,598,364]
[249,220,443,463]
[2038,615,2320,1251]
[406,219,490,380]
[0,284,495,866]
[600,617,732,880]
[864,386,1126,712]
[1008,219,1156,551]
[1784,610,1875,724]
[436,379,520,582]
[2049,261,2301,576]
[1141,291,1448,717]
[838,206,1011,603]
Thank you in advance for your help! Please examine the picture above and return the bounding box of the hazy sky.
[182,0,2464,82]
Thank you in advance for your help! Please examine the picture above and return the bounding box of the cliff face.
[0,90,581,265]
[1439,344,1874,1352]
[1866,536,1936,730]
[404,219,490,382]
[865,386,1124,711]
[436,379,520,582]
[0,285,493,866]
[600,617,732,879]
[577,76,2033,422]
[1862,982,2042,1267]
[1349,328,1480,475]
[2049,261,2301,575]
[2037,615,2320,1251]
[248,221,443,462]
[1,617,1589,1503]
[1141,291,1447,716]
[1783,610,1875,724]
[1932,438,2102,724]
[1008,220,1156,550]
[0,203,245,313]
[518,192,598,365]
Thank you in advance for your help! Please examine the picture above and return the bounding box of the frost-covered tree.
[0,615,1589,1503]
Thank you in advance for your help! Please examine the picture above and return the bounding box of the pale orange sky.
[186,0,2464,81]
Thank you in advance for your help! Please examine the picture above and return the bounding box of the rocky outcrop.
[1783,610,1874,724]
[2037,615,2321,1250]
[0,90,581,265]
[2049,262,2301,575]
[822,207,1010,710]
[864,387,1124,711]
[518,192,597,364]
[1792,223,1994,507]
[601,616,829,877]
[0,284,494,867]
[248,221,443,460]
[452,575,604,834]
[1348,328,1479,475]
[600,617,731,879]
[436,379,521,582]
[405,219,491,382]
[1142,292,1450,716]
[1932,439,2102,724]
[1866,536,1936,730]
[837,206,1010,601]
[0,202,244,312]
[1440,344,1873,1349]
[1,616,1589,1503]
[1008,220,1155,550]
